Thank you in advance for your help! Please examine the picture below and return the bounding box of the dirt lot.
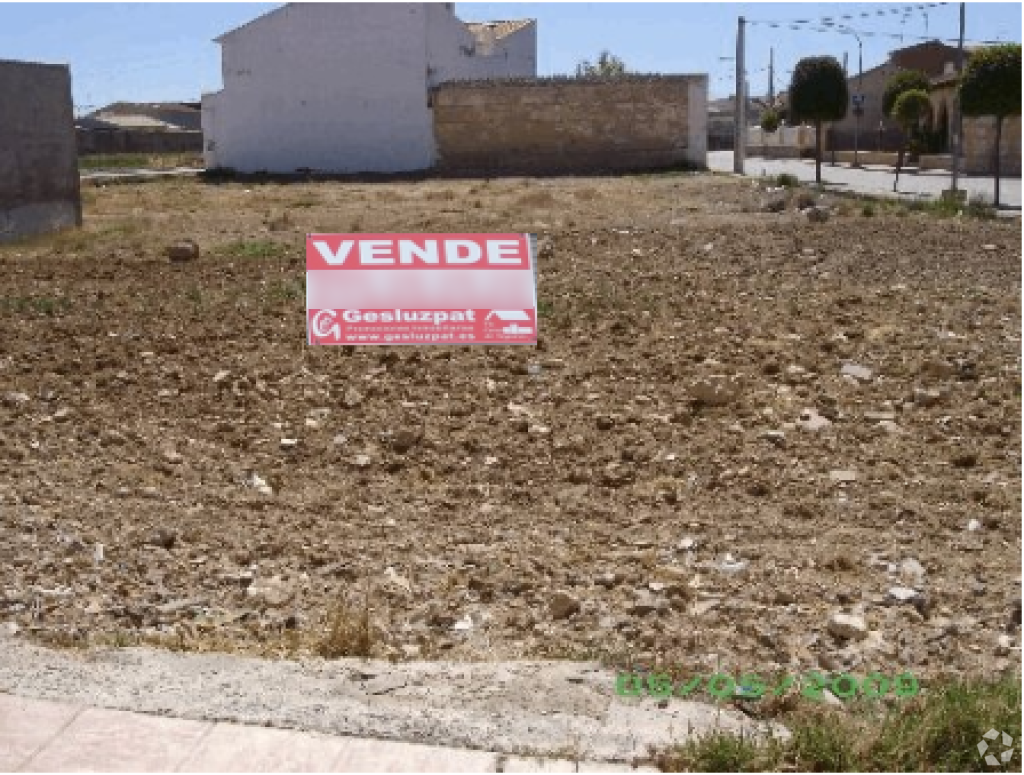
[0,172,1020,685]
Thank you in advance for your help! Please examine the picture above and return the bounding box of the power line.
[748,3,948,27]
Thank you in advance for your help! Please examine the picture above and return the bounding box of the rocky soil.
[0,173,1020,686]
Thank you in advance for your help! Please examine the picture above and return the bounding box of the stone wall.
[431,76,707,174]
[963,115,1021,177]
[0,60,81,242]
[77,129,203,156]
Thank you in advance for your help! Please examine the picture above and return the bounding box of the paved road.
[708,150,1022,209]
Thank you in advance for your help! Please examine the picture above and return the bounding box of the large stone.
[828,612,868,641]
[246,576,296,608]
[548,591,581,620]
[841,362,873,382]
[689,376,741,406]
[166,239,199,262]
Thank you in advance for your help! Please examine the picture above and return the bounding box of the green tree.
[891,89,932,191]
[576,50,627,78]
[882,69,930,117]
[760,108,781,134]
[960,43,1022,207]
[788,56,848,184]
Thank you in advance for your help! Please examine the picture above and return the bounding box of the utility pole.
[948,2,965,198]
[734,15,746,174]
[768,47,774,105]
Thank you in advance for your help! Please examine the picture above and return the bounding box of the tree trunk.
[815,120,822,185]
[894,146,903,192]
[994,116,1003,208]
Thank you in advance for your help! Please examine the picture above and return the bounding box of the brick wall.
[431,75,707,175]
[0,60,81,242]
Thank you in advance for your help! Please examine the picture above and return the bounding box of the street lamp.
[839,27,864,167]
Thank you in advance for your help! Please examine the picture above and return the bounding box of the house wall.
[432,76,707,174]
[203,3,436,173]
[0,60,80,243]
[202,3,538,174]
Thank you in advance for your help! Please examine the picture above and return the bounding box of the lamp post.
[839,27,864,168]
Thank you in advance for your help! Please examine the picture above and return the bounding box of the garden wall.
[431,75,707,174]
[0,59,80,242]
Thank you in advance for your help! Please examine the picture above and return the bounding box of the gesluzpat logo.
[977,729,1014,767]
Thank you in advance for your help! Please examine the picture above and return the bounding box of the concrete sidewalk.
[708,150,1022,209]
[0,693,653,773]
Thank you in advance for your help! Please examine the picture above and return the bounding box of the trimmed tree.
[882,69,930,117]
[761,108,781,134]
[788,56,848,184]
[575,50,627,78]
[960,43,1022,207]
[891,89,932,191]
[883,69,931,191]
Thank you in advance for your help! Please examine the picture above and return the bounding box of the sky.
[0,1,1019,113]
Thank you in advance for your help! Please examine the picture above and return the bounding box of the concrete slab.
[501,755,577,772]
[177,723,350,772]
[0,694,82,771]
[22,706,212,772]
[328,737,499,772]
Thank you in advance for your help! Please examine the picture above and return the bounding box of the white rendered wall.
[203,3,434,174]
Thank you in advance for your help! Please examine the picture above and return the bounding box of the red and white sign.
[306,234,537,346]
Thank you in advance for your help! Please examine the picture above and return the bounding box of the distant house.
[76,101,203,156]
[201,3,537,173]
[78,102,202,132]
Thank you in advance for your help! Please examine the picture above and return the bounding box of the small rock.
[144,528,177,550]
[630,590,668,616]
[166,239,199,262]
[900,558,926,586]
[803,205,830,223]
[995,634,1014,656]
[678,537,698,551]
[549,591,581,620]
[452,614,474,632]
[797,408,832,432]
[951,451,978,468]
[162,450,183,464]
[912,388,943,407]
[717,554,748,574]
[279,438,299,449]
[391,429,420,454]
[967,519,982,532]
[760,430,786,448]
[3,392,30,406]
[344,388,364,408]
[760,196,787,213]
[829,469,858,483]
[0,621,20,638]
[887,586,919,604]
[828,612,868,641]
[689,376,740,406]
[841,362,873,382]
[247,473,273,495]
[246,576,295,608]
[353,454,372,467]
[212,370,231,384]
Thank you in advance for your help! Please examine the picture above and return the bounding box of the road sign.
[852,94,865,107]
[306,233,538,346]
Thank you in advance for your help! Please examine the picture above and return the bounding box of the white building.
[202,3,536,173]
